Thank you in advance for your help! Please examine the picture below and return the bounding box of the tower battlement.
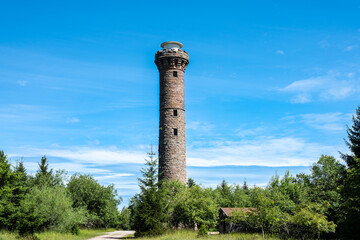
[155,49,189,72]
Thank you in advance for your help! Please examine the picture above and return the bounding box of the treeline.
[129,107,360,239]
[0,154,127,237]
[1,106,359,239]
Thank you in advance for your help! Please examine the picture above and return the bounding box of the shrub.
[17,186,86,236]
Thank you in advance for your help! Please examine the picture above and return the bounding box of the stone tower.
[155,41,189,184]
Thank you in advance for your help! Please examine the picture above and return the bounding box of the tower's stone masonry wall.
[159,108,186,183]
[155,47,189,184]
[159,70,185,109]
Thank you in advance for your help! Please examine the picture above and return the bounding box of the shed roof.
[219,208,257,217]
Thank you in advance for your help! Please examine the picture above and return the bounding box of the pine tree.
[130,146,167,237]
[187,178,196,188]
[37,155,53,177]
[339,106,360,238]
[340,106,360,168]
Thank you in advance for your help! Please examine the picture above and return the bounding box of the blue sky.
[1,0,359,206]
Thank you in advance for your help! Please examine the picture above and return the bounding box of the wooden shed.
[219,207,257,234]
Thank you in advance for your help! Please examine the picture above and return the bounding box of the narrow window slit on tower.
[174,128,178,136]
[173,71,178,77]
[173,109,178,116]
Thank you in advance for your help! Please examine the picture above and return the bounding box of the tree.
[130,147,169,236]
[32,155,66,187]
[187,178,196,188]
[118,207,131,230]
[0,153,30,231]
[0,151,14,229]
[307,155,345,226]
[241,187,285,240]
[172,185,218,230]
[341,106,360,168]
[291,202,336,239]
[213,180,234,207]
[67,174,121,228]
[339,106,360,238]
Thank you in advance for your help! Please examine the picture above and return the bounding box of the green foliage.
[17,185,86,236]
[338,106,360,238]
[130,147,169,237]
[197,225,208,237]
[212,180,250,208]
[0,152,122,236]
[172,185,218,230]
[187,178,196,188]
[67,174,121,228]
[291,202,336,239]
[118,207,131,230]
[0,153,29,231]
[32,156,66,187]
[341,106,360,167]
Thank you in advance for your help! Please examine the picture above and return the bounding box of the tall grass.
[134,230,280,240]
[0,228,116,240]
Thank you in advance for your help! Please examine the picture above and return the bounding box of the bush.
[197,225,208,237]
[17,186,86,236]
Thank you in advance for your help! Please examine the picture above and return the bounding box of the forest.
[1,106,359,239]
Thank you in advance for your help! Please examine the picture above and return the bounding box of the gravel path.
[87,230,135,240]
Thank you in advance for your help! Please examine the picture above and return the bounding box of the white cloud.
[345,45,357,51]
[66,117,80,123]
[280,77,325,92]
[346,72,355,78]
[276,50,284,55]
[279,74,359,103]
[187,137,339,167]
[9,146,146,165]
[18,161,111,174]
[95,173,135,180]
[17,80,27,86]
[299,112,349,131]
[187,121,215,132]
[290,93,311,104]
[236,126,265,137]
[8,134,343,169]
[322,86,353,100]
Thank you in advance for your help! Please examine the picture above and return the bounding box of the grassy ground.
[0,228,116,240]
[1,229,279,240]
[130,230,279,240]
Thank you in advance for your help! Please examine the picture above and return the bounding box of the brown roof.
[220,208,257,217]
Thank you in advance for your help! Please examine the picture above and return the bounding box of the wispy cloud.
[66,117,80,123]
[95,173,135,180]
[345,45,357,51]
[8,135,340,169]
[236,126,266,137]
[276,50,284,55]
[278,73,359,103]
[9,146,146,165]
[19,161,111,174]
[187,136,339,167]
[284,112,351,131]
[187,121,215,132]
[17,80,27,86]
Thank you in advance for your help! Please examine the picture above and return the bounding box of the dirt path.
[88,230,135,240]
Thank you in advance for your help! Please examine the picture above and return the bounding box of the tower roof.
[161,41,183,50]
